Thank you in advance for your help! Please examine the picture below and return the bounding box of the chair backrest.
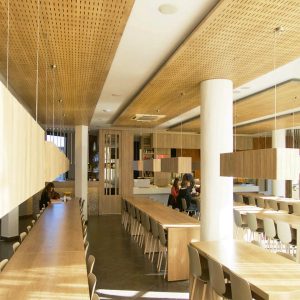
[233,209,243,227]
[277,221,292,244]
[0,259,8,272]
[279,202,289,212]
[263,218,276,239]
[87,254,95,274]
[236,194,243,203]
[181,198,187,211]
[207,257,226,297]
[246,213,258,232]
[83,233,87,243]
[12,242,20,253]
[84,241,89,257]
[145,214,151,232]
[88,272,97,298]
[230,271,253,300]
[27,225,32,233]
[242,196,249,205]
[158,223,167,246]
[20,232,27,243]
[187,244,202,278]
[249,196,256,206]
[257,198,265,208]
[31,219,36,226]
[150,217,159,239]
[276,251,296,261]
[92,294,100,300]
[268,200,278,211]
[251,240,261,247]
[293,203,300,216]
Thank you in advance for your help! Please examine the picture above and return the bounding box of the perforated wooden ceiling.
[114,0,300,128]
[0,0,134,126]
[170,80,300,134]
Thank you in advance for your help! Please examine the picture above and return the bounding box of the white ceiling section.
[90,0,219,127]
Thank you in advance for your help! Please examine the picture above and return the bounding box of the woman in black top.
[39,183,54,210]
[177,179,192,211]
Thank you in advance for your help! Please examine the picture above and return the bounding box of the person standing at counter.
[168,178,179,208]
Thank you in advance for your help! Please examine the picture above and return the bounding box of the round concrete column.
[200,79,233,241]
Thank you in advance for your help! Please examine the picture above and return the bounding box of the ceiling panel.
[114,0,300,128]
[0,0,134,126]
[236,112,300,134]
[235,80,300,123]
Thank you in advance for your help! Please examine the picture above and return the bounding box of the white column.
[272,129,286,197]
[1,207,19,239]
[200,79,233,241]
[75,125,88,220]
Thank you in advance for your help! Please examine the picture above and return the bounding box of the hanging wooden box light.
[220,148,300,180]
[143,159,161,172]
[160,157,192,173]
[132,160,144,171]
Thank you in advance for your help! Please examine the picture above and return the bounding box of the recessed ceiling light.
[158,4,177,15]
[103,108,112,113]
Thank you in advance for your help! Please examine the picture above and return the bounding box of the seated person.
[39,182,54,210]
[177,179,192,211]
[182,173,195,193]
[168,178,179,208]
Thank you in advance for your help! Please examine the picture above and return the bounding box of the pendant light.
[160,93,192,173]
[220,26,300,180]
[143,127,161,172]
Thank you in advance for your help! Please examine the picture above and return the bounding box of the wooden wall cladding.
[151,133,200,149]
[114,0,300,127]
[0,80,69,219]
[220,148,300,180]
[0,0,134,126]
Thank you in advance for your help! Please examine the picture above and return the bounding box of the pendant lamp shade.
[160,157,192,173]
[132,160,144,171]
[220,148,300,180]
[143,159,161,172]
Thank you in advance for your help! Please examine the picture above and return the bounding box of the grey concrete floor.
[88,215,189,300]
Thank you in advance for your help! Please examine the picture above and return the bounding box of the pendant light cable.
[35,0,40,122]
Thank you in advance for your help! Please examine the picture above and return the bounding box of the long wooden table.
[124,196,200,281]
[0,200,90,299]
[191,240,300,300]
[234,203,300,263]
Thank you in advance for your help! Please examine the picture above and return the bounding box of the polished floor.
[0,214,189,300]
[88,215,189,300]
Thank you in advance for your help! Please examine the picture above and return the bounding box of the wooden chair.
[207,257,232,299]
[87,255,95,274]
[84,241,89,258]
[279,202,289,213]
[230,271,253,300]
[157,223,168,279]
[256,198,265,208]
[0,259,8,272]
[12,242,20,253]
[31,219,36,226]
[26,225,32,233]
[233,209,248,239]
[277,221,297,254]
[246,213,264,242]
[88,272,97,299]
[188,244,209,300]
[20,232,27,243]
[149,217,159,262]
[263,218,279,252]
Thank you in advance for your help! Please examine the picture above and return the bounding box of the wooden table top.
[192,240,300,300]
[0,200,90,299]
[125,196,200,228]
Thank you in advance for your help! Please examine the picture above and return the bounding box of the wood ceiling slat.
[0,0,134,126]
[114,0,300,128]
